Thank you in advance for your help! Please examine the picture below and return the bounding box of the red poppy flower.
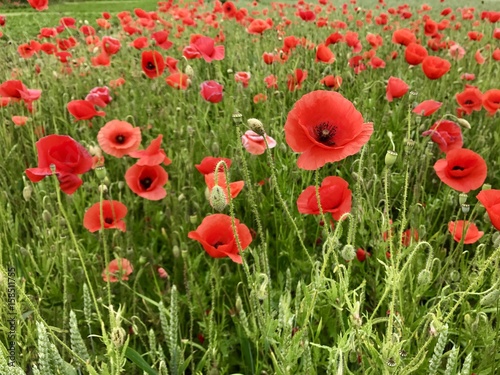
[195,157,232,175]
[298,9,316,22]
[287,69,307,92]
[25,135,93,194]
[422,56,451,80]
[12,115,29,126]
[110,77,126,89]
[434,148,487,193]
[404,43,428,65]
[222,1,237,18]
[83,200,127,232]
[97,120,141,158]
[28,0,48,11]
[455,85,482,115]
[460,73,475,81]
[102,258,133,282]
[101,36,121,55]
[188,214,252,264]
[369,56,386,69]
[422,120,462,153]
[253,93,267,103]
[141,50,165,79]
[356,248,370,262]
[0,15,6,27]
[401,228,419,247]
[151,30,172,50]
[297,176,352,221]
[128,134,171,166]
[67,100,105,121]
[315,43,335,63]
[131,36,149,49]
[200,80,223,103]
[392,28,416,46]
[125,163,168,200]
[85,86,112,108]
[264,74,278,89]
[247,19,271,34]
[0,80,41,111]
[284,90,373,170]
[413,100,442,116]
[386,76,409,102]
[477,189,500,231]
[448,220,483,244]
[241,130,277,155]
[166,72,189,90]
[183,36,224,62]
[482,89,500,115]
[320,75,342,90]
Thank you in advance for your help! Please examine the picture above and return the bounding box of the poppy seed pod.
[23,185,33,201]
[385,150,398,167]
[417,269,432,285]
[459,193,468,205]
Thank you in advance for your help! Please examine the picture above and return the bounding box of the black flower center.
[115,134,125,144]
[104,217,113,224]
[464,99,474,105]
[140,177,153,190]
[452,165,465,171]
[146,62,155,70]
[313,122,337,146]
[213,241,224,249]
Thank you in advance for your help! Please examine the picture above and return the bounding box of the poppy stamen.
[140,177,153,190]
[452,165,465,171]
[213,241,224,249]
[104,217,113,224]
[313,122,337,146]
[146,62,155,70]
[115,134,125,144]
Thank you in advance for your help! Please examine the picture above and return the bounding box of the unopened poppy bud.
[172,245,180,258]
[161,227,167,238]
[42,210,52,223]
[385,150,398,167]
[235,295,243,314]
[189,215,197,224]
[209,185,227,212]
[461,203,470,214]
[456,118,471,129]
[23,185,33,201]
[212,142,220,155]
[98,184,108,193]
[458,193,468,205]
[95,166,107,181]
[111,326,126,348]
[417,269,432,285]
[341,244,356,261]
[247,118,265,136]
[232,111,243,125]
[227,68,233,74]
[449,270,460,282]
[184,65,194,78]
[480,289,500,307]
[482,183,492,191]
[425,141,434,155]
[117,181,125,190]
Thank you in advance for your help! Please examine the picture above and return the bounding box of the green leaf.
[125,347,157,375]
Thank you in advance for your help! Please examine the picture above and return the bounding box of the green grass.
[1,0,500,374]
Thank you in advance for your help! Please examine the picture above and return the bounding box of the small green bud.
[23,185,33,201]
[405,139,415,154]
[189,215,197,224]
[209,186,227,212]
[341,244,356,261]
[456,118,471,129]
[172,245,180,258]
[235,295,243,314]
[184,65,194,78]
[139,256,147,264]
[461,203,470,214]
[449,270,460,282]
[42,210,52,223]
[212,142,220,155]
[480,289,500,307]
[385,150,398,167]
[117,181,125,190]
[95,166,107,181]
[482,183,492,191]
[247,118,265,136]
[417,269,432,285]
[459,193,468,205]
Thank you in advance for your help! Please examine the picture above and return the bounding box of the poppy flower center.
[146,62,155,70]
[104,217,113,224]
[140,177,153,190]
[213,241,224,249]
[115,134,125,144]
[313,122,337,146]
[451,165,465,171]
[464,99,474,105]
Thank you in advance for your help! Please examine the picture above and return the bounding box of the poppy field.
[1,0,500,373]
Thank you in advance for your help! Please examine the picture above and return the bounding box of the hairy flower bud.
[418,269,432,285]
[209,185,227,212]
[341,244,356,261]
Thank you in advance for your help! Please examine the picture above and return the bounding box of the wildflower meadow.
[1,0,500,373]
